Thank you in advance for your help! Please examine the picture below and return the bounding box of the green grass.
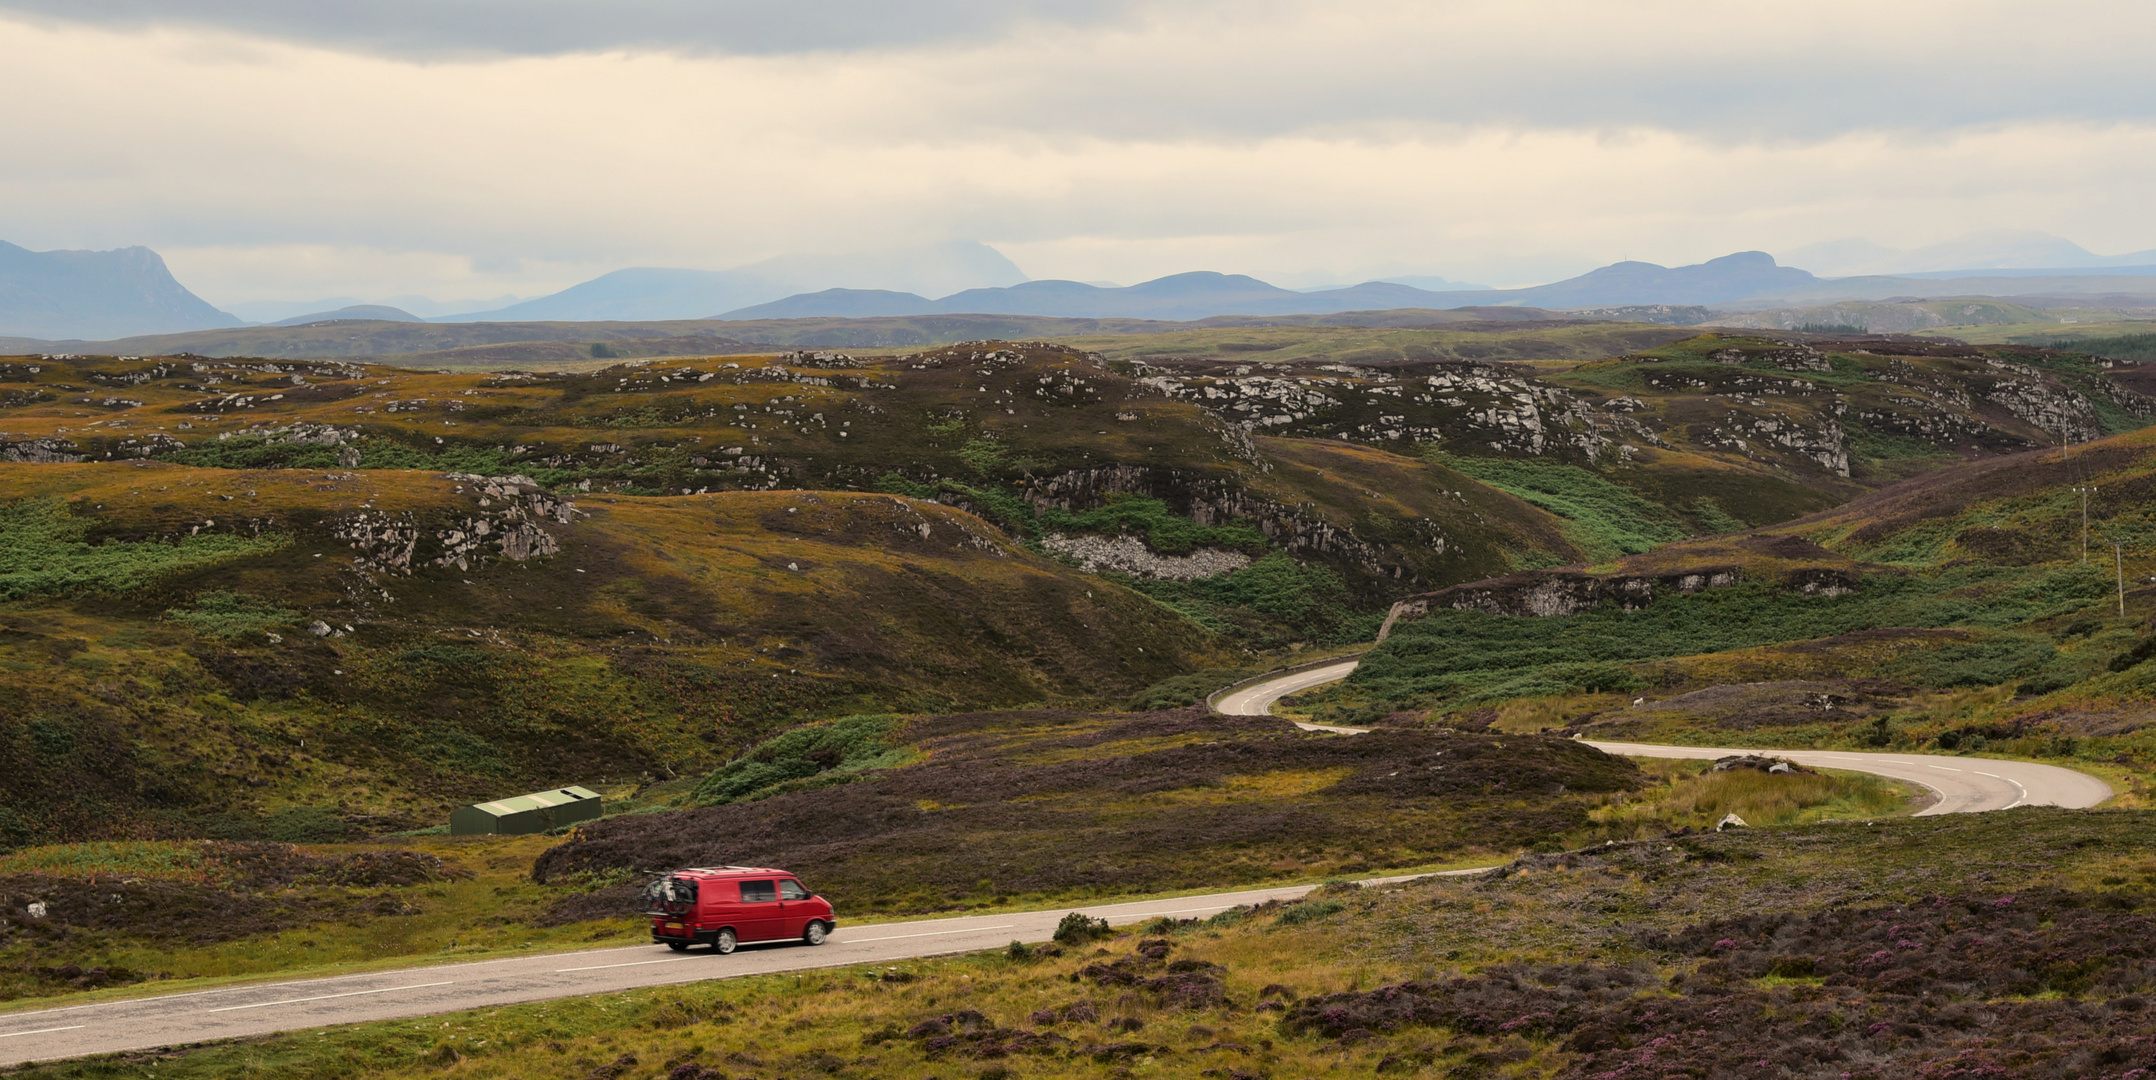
[690,714,916,806]
[0,498,284,600]
[2044,332,2156,363]
[1593,760,1917,833]
[162,590,299,640]
[1430,452,1688,562]
[1330,566,2112,715]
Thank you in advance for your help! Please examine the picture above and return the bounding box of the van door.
[699,879,739,940]
[736,878,783,940]
[777,877,815,937]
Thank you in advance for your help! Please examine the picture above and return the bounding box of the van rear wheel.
[713,929,737,954]
[803,921,829,946]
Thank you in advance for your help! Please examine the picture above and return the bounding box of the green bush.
[0,498,283,600]
[1276,899,1346,925]
[692,715,912,806]
[1052,912,1112,945]
[1125,667,1262,711]
[1432,452,1688,561]
[159,436,340,471]
[1130,551,1375,646]
[1346,566,2113,709]
[165,591,300,640]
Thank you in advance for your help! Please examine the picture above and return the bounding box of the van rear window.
[739,880,777,903]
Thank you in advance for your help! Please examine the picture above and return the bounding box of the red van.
[645,866,835,953]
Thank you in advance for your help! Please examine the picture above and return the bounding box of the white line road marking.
[203,981,455,1013]
[842,925,1014,943]
[1927,765,1963,771]
[0,1026,84,1039]
[555,958,696,973]
[1975,772,2003,778]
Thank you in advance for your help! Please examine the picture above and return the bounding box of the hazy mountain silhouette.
[720,254,1825,320]
[0,242,237,339]
[271,304,423,326]
[444,241,1027,322]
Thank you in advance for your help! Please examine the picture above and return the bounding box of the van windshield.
[739,879,777,903]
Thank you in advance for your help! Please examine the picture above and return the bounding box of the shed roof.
[465,786,602,818]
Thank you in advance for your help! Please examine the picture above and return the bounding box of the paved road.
[0,872,1463,1065]
[1219,661,2113,814]
[1214,660,1360,722]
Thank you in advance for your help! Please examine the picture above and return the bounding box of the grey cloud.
[0,0,1142,56]
[6,1,2152,139]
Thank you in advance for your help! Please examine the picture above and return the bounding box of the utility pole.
[2119,542,2128,617]
[2074,486,2097,565]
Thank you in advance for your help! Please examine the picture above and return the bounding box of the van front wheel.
[714,929,737,955]
[803,921,829,946]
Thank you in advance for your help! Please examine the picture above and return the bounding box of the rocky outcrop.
[1377,566,1745,637]
[1041,534,1250,580]
[0,437,84,463]
[334,474,576,576]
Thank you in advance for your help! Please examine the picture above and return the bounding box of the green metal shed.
[449,786,604,836]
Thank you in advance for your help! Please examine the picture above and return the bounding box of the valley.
[2,323,2154,1076]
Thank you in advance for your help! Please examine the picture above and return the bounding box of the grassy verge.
[17,809,2156,1079]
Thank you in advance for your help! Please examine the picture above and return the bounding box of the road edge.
[1205,651,1367,714]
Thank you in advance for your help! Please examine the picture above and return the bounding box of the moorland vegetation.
[2,324,2153,1067]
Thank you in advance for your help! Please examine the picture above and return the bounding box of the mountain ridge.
[0,241,238,339]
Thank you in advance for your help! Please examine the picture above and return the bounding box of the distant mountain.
[443,241,1028,322]
[227,297,366,323]
[1783,231,2156,277]
[1378,275,1492,292]
[272,304,423,326]
[0,241,238,340]
[723,271,1496,321]
[724,255,1818,321]
[1493,252,1817,308]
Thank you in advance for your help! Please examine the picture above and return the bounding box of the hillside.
[1302,418,2156,795]
[0,330,2145,844]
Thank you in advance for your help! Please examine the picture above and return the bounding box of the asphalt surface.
[1214,659,1360,723]
[0,872,1462,1065]
[1582,741,2112,815]
[1220,659,2113,813]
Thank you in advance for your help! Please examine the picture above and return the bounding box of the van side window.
[778,879,811,901]
[739,879,777,903]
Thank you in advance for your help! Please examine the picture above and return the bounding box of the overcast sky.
[3,0,2152,304]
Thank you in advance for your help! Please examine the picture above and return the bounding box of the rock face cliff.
[1376,566,1747,637]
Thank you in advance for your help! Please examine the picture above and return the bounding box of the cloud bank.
[0,0,2149,304]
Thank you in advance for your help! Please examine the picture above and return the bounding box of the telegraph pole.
[2119,542,2128,617]
[2074,486,2097,565]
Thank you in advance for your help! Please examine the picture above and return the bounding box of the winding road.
[1214,660,2114,815]
[0,661,2113,1065]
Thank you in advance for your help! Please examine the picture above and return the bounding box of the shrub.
[165,591,300,640]
[1431,452,1689,561]
[0,498,283,600]
[692,715,912,806]
[1052,912,1112,946]
[1276,899,1346,926]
